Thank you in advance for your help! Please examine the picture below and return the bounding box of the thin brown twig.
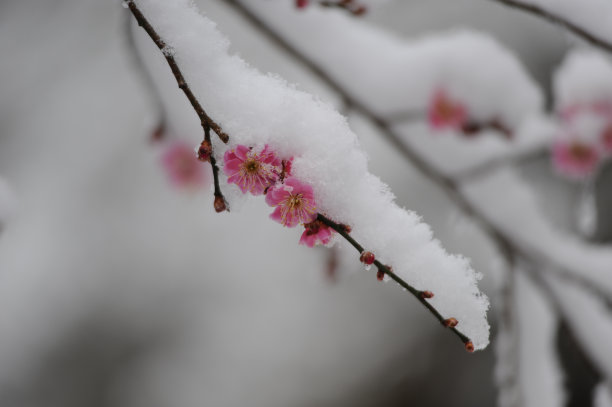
[318,0,367,16]
[491,0,612,54]
[318,213,473,346]
[124,11,167,142]
[126,1,229,144]
[222,0,612,306]
[126,0,229,211]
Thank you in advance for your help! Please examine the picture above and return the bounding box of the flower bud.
[376,270,385,281]
[465,341,474,353]
[420,290,434,299]
[443,317,458,328]
[353,6,367,15]
[150,123,165,142]
[214,195,227,213]
[197,139,212,162]
[340,224,352,233]
[359,251,375,265]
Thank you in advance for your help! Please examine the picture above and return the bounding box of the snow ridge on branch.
[127,0,491,351]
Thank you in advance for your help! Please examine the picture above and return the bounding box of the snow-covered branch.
[224,0,611,305]
[126,0,490,351]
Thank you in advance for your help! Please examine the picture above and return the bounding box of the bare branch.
[126,1,229,144]
[124,12,168,142]
[491,0,612,54]
[126,0,229,212]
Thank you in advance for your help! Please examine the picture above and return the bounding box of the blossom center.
[243,158,260,174]
[287,194,304,210]
[569,143,594,162]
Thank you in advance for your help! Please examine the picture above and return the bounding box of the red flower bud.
[359,251,375,265]
[214,195,227,213]
[376,270,385,281]
[443,317,458,328]
[465,341,474,353]
[150,123,165,143]
[340,224,352,233]
[295,0,309,8]
[352,6,367,15]
[197,140,212,162]
[420,290,434,299]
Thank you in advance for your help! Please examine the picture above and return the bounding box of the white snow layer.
[554,49,612,111]
[494,267,564,407]
[463,167,612,297]
[516,0,612,46]
[516,269,564,407]
[132,0,490,348]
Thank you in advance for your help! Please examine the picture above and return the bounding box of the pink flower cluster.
[553,100,612,179]
[223,144,333,247]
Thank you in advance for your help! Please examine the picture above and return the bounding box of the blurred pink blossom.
[427,89,467,130]
[160,140,209,189]
[552,140,600,179]
[223,144,282,195]
[266,177,317,227]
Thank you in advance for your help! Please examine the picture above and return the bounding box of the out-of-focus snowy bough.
[232,0,549,178]
[495,266,565,407]
[126,0,491,350]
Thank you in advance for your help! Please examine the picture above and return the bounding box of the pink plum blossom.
[427,89,467,130]
[552,139,600,179]
[266,177,317,227]
[223,144,282,195]
[160,140,208,189]
[299,219,333,247]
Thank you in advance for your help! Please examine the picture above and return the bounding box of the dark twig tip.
[214,195,228,213]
